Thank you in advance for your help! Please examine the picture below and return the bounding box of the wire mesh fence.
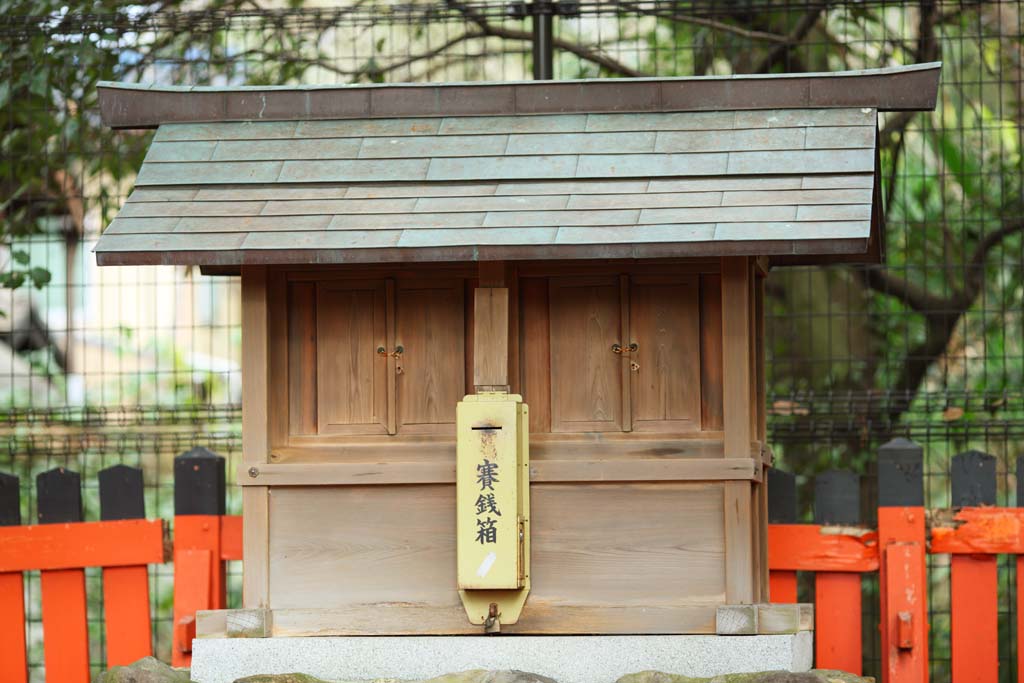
[1,1,1022,680]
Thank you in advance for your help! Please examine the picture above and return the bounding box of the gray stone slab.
[190,634,813,683]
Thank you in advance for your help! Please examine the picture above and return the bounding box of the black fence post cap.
[99,464,146,521]
[767,468,797,524]
[814,469,861,525]
[1017,456,1024,508]
[878,438,924,507]
[951,450,996,507]
[174,447,226,516]
[0,472,20,526]
[37,468,83,524]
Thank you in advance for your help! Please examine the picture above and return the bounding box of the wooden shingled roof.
[94,64,941,267]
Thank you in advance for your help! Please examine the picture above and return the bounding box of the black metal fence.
[1,2,1023,680]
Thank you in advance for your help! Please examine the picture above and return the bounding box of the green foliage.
[0,0,335,301]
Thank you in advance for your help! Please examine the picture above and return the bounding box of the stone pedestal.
[190,633,813,683]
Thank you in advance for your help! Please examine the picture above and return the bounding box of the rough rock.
[231,673,554,683]
[616,671,873,683]
[93,657,193,683]
[424,672,559,683]
[233,675,334,683]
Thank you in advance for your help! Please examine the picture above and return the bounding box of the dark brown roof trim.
[95,237,871,268]
[98,63,941,130]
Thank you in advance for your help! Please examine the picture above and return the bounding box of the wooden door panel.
[396,280,465,434]
[316,281,388,435]
[549,277,622,432]
[288,281,318,436]
[629,276,701,431]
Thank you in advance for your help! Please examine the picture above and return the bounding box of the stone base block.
[190,633,813,683]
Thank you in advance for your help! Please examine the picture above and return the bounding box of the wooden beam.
[244,603,719,637]
[0,519,165,572]
[721,257,754,603]
[721,257,752,458]
[931,507,1024,554]
[241,265,270,609]
[473,287,510,391]
[767,524,879,572]
[724,481,754,603]
[239,458,763,487]
[478,260,508,287]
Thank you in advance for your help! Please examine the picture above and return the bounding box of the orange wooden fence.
[2,440,1024,682]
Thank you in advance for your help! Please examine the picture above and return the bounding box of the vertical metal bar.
[531,2,553,80]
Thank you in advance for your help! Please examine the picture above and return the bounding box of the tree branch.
[621,4,790,44]
[446,1,648,77]
[753,4,827,73]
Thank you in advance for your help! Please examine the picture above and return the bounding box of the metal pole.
[531,1,553,80]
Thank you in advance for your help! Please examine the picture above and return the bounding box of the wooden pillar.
[241,265,271,609]
[721,256,754,603]
[474,262,510,393]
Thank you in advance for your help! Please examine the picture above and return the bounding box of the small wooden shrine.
[96,63,940,638]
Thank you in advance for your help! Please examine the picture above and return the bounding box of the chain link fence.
[2,1,1022,680]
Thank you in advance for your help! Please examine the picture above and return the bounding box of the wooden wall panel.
[520,278,551,433]
[316,281,388,435]
[396,280,465,433]
[549,277,622,432]
[287,282,317,436]
[700,274,724,431]
[629,276,701,431]
[269,485,456,608]
[268,481,726,623]
[531,483,726,605]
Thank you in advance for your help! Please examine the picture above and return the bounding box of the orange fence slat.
[878,507,928,683]
[767,523,878,572]
[173,513,224,667]
[41,568,90,683]
[0,572,27,683]
[0,519,165,572]
[103,565,152,666]
[172,548,212,668]
[220,514,243,561]
[951,554,998,683]
[815,571,862,674]
[931,507,1024,554]
[1018,556,1024,683]
[769,569,797,604]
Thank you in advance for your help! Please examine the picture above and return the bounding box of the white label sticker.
[476,551,497,578]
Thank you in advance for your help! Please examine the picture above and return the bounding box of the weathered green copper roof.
[95,107,880,265]
[93,65,942,267]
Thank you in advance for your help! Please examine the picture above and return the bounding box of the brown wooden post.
[474,261,510,393]
[241,264,271,609]
[721,256,754,603]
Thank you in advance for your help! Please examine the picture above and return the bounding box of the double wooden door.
[289,277,465,437]
[543,274,702,434]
